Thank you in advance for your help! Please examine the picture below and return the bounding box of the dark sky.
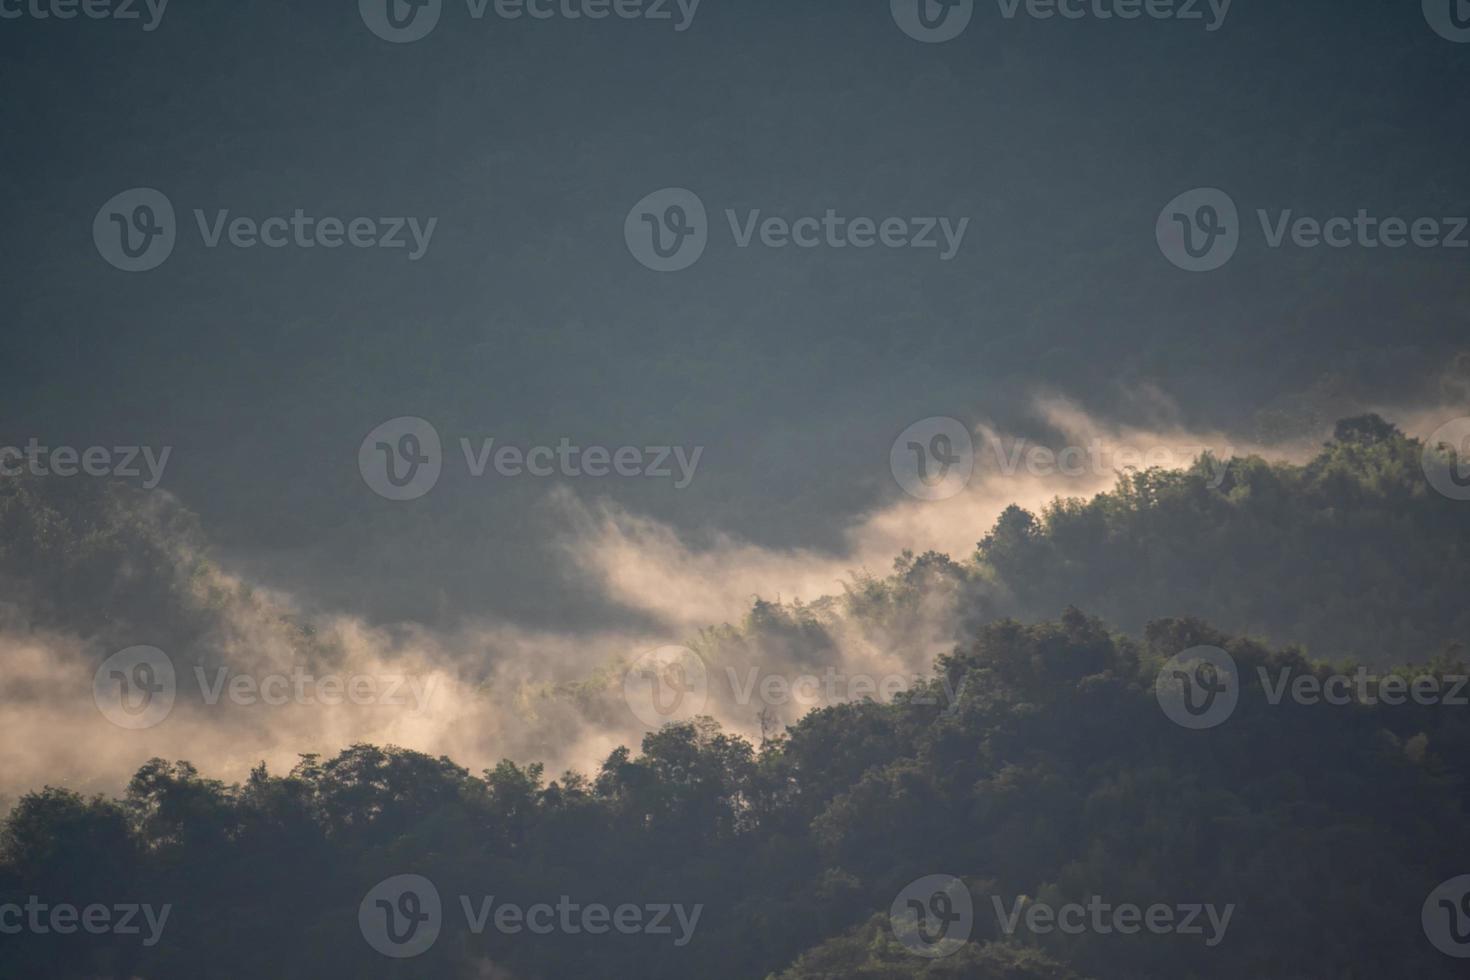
[2,0,1467,629]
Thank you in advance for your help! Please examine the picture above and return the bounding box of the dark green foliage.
[969,418,1470,661]
[700,419,1470,674]
[4,613,1468,979]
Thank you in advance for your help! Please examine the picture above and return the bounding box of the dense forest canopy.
[3,416,1470,977]
[3,611,1468,978]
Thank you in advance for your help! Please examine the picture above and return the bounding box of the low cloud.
[1,391,1460,803]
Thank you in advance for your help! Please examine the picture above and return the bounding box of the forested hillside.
[3,416,1470,977]
[6,415,1467,663]
[3,612,1467,978]
[712,415,1470,666]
